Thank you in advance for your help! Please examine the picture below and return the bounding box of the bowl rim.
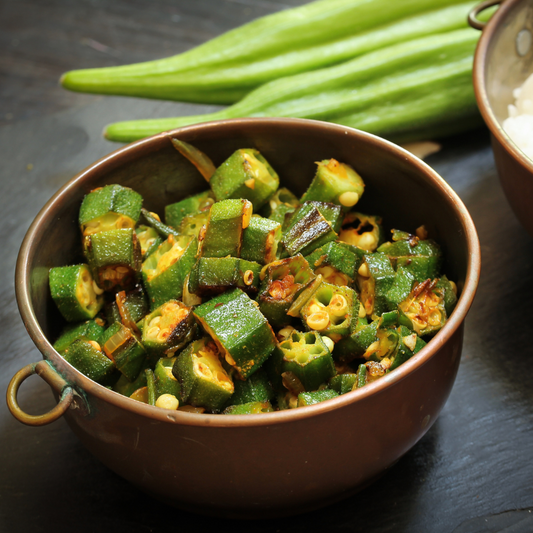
[472,0,533,174]
[15,117,481,428]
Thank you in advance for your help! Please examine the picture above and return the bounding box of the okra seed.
[357,232,377,251]
[149,316,161,328]
[339,191,359,207]
[243,270,254,285]
[306,311,330,331]
[381,357,392,370]
[328,294,348,316]
[358,262,370,277]
[149,211,161,222]
[403,334,417,351]
[322,336,335,352]
[308,302,325,315]
[428,310,441,326]
[88,340,101,351]
[147,326,160,338]
[278,326,295,340]
[244,178,255,189]
[242,201,253,229]
[155,394,179,410]
[92,280,104,295]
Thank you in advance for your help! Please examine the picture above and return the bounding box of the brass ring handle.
[468,0,502,30]
[6,360,74,426]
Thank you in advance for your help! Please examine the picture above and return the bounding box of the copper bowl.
[7,118,480,518]
[471,0,533,236]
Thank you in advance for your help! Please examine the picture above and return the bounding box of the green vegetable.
[104,27,484,143]
[61,1,480,106]
[63,338,116,384]
[53,318,106,354]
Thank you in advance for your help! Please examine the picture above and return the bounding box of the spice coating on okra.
[48,139,457,413]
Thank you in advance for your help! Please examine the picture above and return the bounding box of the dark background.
[1,1,532,532]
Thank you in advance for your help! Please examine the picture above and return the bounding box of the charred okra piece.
[257,254,315,328]
[377,229,442,282]
[241,215,282,265]
[79,184,143,237]
[100,322,147,381]
[142,234,198,308]
[104,286,149,327]
[193,288,277,380]
[53,318,106,354]
[165,190,214,229]
[135,225,162,258]
[188,257,261,297]
[201,199,252,258]
[172,337,234,412]
[305,241,365,286]
[398,279,447,336]
[209,149,279,210]
[297,389,339,407]
[301,159,365,211]
[142,300,196,362]
[278,330,336,392]
[357,252,396,318]
[84,228,142,292]
[223,401,274,415]
[63,337,116,384]
[281,204,338,257]
[300,281,359,341]
[338,212,384,252]
[49,264,104,322]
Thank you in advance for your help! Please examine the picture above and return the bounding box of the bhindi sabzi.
[49,139,457,414]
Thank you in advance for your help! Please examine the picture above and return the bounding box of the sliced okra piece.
[193,288,277,380]
[269,203,297,229]
[140,208,180,240]
[363,327,400,367]
[200,198,252,258]
[209,148,280,210]
[84,228,142,292]
[297,389,339,407]
[49,264,104,322]
[104,285,149,327]
[241,215,282,265]
[354,363,367,389]
[278,330,336,392]
[388,325,427,371]
[328,372,357,395]
[305,241,365,286]
[357,252,396,318]
[79,184,143,237]
[164,190,214,229]
[258,187,300,219]
[298,201,343,233]
[301,159,365,211]
[135,225,162,258]
[114,361,149,397]
[154,356,181,398]
[377,230,442,282]
[142,300,196,363]
[223,401,274,415]
[172,337,234,412]
[142,234,198,309]
[101,322,147,382]
[227,367,274,406]
[257,254,315,328]
[384,266,416,311]
[338,212,384,252]
[435,275,458,316]
[281,205,337,257]
[398,279,447,336]
[188,256,261,297]
[300,281,359,340]
[63,337,116,384]
[333,318,380,364]
[53,317,106,354]
[178,210,210,238]
[145,368,157,406]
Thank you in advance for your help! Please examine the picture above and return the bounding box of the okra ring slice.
[49,264,104,322]
[193,288,277,380]
[300,159,365,211]
[279,330,336,392]
[172,337,234,412]
[209,148,280,210]
[300,281,359,340]
[141,300,196,362]
[79,184,143,237]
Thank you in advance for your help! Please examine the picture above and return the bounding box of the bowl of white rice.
[471,0,533,236]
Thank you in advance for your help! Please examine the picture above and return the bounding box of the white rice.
[503,73,533,161]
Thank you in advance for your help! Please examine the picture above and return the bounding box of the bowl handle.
[6,360,76,426]
[468,0,501,30]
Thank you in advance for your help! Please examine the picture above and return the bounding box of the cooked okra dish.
[49,139,457,414]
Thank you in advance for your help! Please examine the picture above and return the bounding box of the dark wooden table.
[2,1,533,532]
